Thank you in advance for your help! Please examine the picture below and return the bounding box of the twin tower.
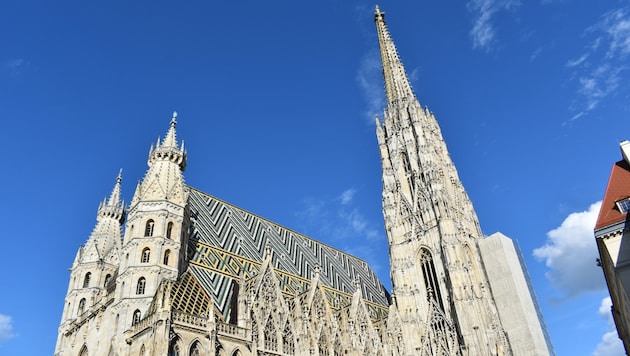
[55,7,553,356]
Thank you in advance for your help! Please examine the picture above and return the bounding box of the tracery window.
[141,248,151,263]
[78,344,88,356]
[163,250,171,265]
[168,337,180,356]
[132,309,141,325]
[166,222,174,239]
[189,341,201,356]
[282,321,295,355]
[419,248,444,311]
[78,298,86,315]
[136,277,146,295]
[264,317,278,351]
[144,220,155,237]
[83,272,91,288]
[319,332,330,356]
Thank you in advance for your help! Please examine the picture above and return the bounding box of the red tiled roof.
[595,160,630,230]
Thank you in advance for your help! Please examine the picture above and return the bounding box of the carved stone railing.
[129,312,156,336]
[171,310,208,329]
[216,321,248,339]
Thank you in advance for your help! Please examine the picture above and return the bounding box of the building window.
[144,220,155,237]
[168,339,180,356]
[79,345,88,356]
[163,250,171,265]
[318,332,330,356]
[104,274,112,287]
[166,222,174,239]
[78,298,86,315]
[264,317,278,351]
[282,321,295,355]
[139,344,145,356]
[420,248,444,311]
[190,341,201,356]
[136,277,146,295]
[132,309,141,325]
[83,272,91,288]
[141,248,151,263]
[617,197,630,213]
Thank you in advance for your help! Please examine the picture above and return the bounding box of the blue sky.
[1,1,629,355]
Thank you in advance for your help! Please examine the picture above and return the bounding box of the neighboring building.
[55,7,552,356]
[595,140,630,354]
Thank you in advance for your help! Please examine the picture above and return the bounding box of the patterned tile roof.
[185,187,390,320]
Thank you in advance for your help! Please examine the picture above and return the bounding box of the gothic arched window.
[319,332,330,356]
[144,220,155,237]
[141,248,151,263]
[282,321,295,355]
[83,272,91,288]
[132,309,141,325]
[139,344,145,356]
[136,277,146,295]
[78,344,88,356]
[168,339,180,356]
[104,274,112,287]
[264,317,278,351]
[189,341,201,356]
[163,250,171,265]
[166,222,174,239]
[78,298,86,315]
[419,248,444,311]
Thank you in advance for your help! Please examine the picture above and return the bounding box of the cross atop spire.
[374,5,416,108]
[148,112,187,171]
[98,170,125,224]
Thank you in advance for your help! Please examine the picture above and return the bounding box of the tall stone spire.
[374,6,510,355]
[374,6,415,107]
[87,171,126,258]
[132,112,188,206]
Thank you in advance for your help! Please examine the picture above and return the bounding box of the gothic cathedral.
[55,7,553,356]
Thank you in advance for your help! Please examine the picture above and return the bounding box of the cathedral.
[55,7,553,356]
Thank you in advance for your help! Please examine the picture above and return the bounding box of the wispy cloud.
[356,49,386,123]
[593,297,625,356]
[295,188,388,281]
[467,0,521,51]
[0,313,15,342]
[533,201,606,299]
[338,188,356,205]
[566,6,630,120]
[4,58,26,76]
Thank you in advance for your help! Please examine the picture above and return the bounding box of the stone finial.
[265,241,272,259]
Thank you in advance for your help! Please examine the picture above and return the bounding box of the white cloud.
[593,297,625,356]
[339,189,356,205]
[356,50,386,123]
[533,201,606,299]
[467,0,521,51]
[567,6,630,117]
[0,313,15,341]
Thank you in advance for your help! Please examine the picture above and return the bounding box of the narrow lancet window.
[166,222,174,239]
[83,272,91,288]
[144,220,155,237]
[141,248,151,263]
[136,277,146,295]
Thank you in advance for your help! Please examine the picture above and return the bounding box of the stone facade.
[55,7,552,356]
[594,140,630,354]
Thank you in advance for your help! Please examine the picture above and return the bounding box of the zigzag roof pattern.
[185,187,390,320]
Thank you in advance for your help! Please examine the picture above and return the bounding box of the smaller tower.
[55,171,125,354]
[114,112,189,345]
